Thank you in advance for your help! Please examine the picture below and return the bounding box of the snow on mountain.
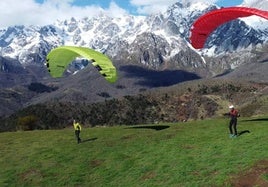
[0,1,267,75]
[242,0,268,10]
[203,0,268,55]
[238,0,268,31]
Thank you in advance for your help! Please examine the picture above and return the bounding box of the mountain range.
[0,0,268,118]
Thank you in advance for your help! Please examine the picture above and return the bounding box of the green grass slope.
[1,117,268,186]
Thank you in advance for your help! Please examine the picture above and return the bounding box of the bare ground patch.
[229,160,268,187]
[90,159,105,168]
[141,171,156,180]
[19,168,43,183]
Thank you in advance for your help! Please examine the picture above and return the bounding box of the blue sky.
[35,0,244,14]
[0,0,250,28]
[85,0,243,8]
[82,0,244,13]
[216,0,243,7]
[36,0,244,8]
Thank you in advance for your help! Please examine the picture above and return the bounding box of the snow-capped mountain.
[205,0,268,54]
[242,0,268,10]
[1,0,268,117]
[0,1,267,83]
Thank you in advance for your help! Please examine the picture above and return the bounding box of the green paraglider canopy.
[46,46,117,83]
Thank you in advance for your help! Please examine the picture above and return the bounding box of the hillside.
[1,77,268,132]
[1,44,268,132]
[0,1,268,130]
[0,42,267,117]
[1,118,268,186]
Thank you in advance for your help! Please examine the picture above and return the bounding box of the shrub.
[17,115,38,131]
[28,82,57,93]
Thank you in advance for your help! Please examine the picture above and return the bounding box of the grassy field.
[1,117,268,186]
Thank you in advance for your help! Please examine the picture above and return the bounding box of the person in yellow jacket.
[73,119,82,143]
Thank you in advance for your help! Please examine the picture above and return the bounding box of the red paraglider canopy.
[190,7,268,49]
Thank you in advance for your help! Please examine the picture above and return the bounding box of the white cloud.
[130,0,217,14]
[0,0,127,28]
[104,2,129,17]
[0,0,236,28]
[130,0,178,14]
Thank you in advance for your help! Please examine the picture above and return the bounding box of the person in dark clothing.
[73,120,82,143]
[228,105,240,138]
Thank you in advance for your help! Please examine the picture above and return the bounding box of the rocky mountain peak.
[0,1,267,80]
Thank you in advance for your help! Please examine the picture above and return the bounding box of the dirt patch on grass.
[19,168,43,182]
[141,171,156,180]
[90,159,105,168]
[230,160,268,187]
[181,144,195,149]
[120,134,135,140]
